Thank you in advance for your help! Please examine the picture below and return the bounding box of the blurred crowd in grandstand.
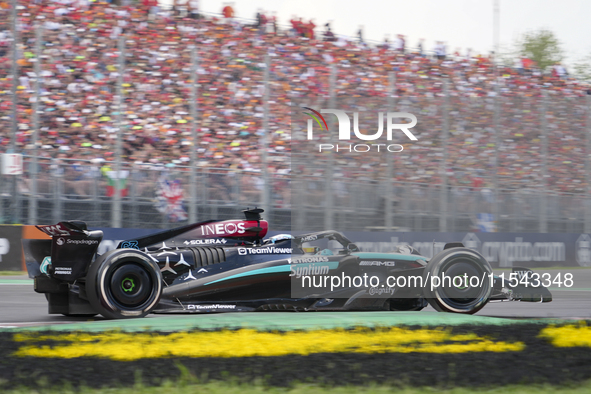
[0,0,589,199]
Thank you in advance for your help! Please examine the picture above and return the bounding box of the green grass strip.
[0,271,27,276]
[4,380,591,394]
[1,311,542,333]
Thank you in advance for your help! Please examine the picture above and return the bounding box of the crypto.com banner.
[344,231,591,268]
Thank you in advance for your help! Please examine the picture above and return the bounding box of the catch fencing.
[0,155,588,233]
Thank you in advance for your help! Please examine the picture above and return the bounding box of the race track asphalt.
[1,269,591,326]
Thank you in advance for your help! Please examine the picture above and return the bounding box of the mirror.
[347,243,360,252]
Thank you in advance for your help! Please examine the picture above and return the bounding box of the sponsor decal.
[408,233,566,267]
[66,238,99,245]
[480,238,565,267]
[238,247,292,255]
[197,268,208,273]
[120,240,139,249]
[184,239,228,245]
[160,256,177,274]
[37,224,71,237]
[369,287,396,296]
[288,256,329,264]
[360,261,396,267]
[56,238,65,246]
[202,222,247,237]
[40,256,51,275]
[53,267,72,275]
[290,263,330,278]
[0,238,8,262]
[184,270,196,280]
[173,253,190,267]
[156,242,176,256]
[187,304,236,310]
[301,235,318,242]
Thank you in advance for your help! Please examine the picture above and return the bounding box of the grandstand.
[0,0,589,233]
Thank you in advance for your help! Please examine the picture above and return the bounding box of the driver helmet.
[265,234,293,244]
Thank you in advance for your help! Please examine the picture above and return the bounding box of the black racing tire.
[62,314,98,318]
[86,249,162,319]
[422,248,492,314]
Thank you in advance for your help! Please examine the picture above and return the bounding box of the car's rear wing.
[34,221,103,282]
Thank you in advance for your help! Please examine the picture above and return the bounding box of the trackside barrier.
[0,225,23,271]
[10,227,591,273]
[347,231,589,268]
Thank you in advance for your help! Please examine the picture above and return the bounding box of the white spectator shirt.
[44,21,62,30]
[115,9,129,18]
[111,26,122,40]
[72,0,88,8]
[67,82,81,93]
[434,43,446,56]
[19,76,30,90]
[54,8,69,16]
[554,65,566,76]
[56,64,67,74]
[515,59,522,69]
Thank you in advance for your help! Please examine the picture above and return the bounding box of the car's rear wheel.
[422,248,492,314]
[86,249,162,319]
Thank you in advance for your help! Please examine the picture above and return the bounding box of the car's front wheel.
[422,248,492,314]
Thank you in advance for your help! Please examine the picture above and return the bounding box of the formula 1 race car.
[24,209,552,319]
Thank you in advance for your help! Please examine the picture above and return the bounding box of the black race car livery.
[24,209,552,319]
